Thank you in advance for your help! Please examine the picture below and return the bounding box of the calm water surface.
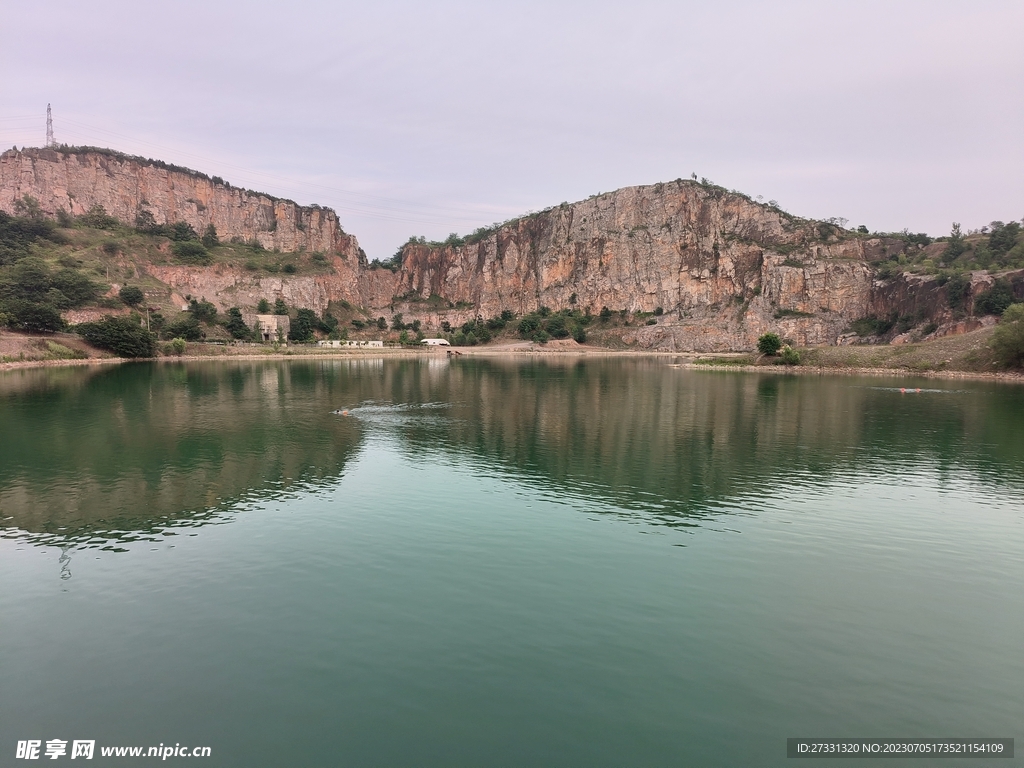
[1,358,1022,767]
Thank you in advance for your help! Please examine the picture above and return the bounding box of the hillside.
[383,181,1023,350]
[0,146,361,257]
[0,146,1022,355]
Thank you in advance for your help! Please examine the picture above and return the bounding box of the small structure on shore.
[318,339,384,348]
[243,314,290,342]
[421,338,451,346]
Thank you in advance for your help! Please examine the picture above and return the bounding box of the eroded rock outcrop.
[376,182,901,349]
[144,255,365,316]
[0,147,362,258]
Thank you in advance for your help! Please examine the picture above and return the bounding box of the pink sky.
[2,0,1021,258]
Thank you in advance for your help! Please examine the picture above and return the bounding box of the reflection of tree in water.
[2,358,1022,546]
[0,362,364,547]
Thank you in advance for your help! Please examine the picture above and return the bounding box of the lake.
[1,357,1022,766]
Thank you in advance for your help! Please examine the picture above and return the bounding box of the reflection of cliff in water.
[348,358,1024,524]
[2,357,1022,545]
[0,362,364,545]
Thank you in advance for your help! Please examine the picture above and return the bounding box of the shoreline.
[1,344,1022,383]
[678,361,1024,383]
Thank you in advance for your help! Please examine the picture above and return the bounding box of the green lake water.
[1,357,1022,767]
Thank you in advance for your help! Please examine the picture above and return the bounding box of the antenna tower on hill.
[46,104,55,147]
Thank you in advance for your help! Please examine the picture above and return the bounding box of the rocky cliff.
[379,182,917,349]
[0,147,362,258]
[4,147,1012,351]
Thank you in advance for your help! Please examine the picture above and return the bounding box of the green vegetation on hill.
[288,308,339,342]
[848,316,897,337]
[118,285,144,306]
[991,304,1024,369]
[0,208,67,263]
[224,308,250,340]
[514,307,589,344]
[0,208,99,331]
[76,315,156,358]
[0,197,340,354]
[757,333,782,356]
[975,279,1016,316]
[437,308,589,346]
[871,221,1024,280]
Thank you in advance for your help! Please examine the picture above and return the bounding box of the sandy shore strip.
[1,341,1022,383]
[676,361,1024,383]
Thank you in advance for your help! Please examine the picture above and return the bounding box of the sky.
[2,0,1022,259]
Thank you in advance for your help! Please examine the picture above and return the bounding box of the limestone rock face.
[0,148,362,258]
[142,255,370,316]
[377,182,899,350]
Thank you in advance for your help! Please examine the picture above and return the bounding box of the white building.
[318,340,384,348]
[253,314,289,342]
[421,338,451,346]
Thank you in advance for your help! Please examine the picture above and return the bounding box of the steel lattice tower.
[46,104,54,147]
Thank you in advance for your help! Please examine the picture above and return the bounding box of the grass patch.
[693,356,755,366]
[44,341,87,360]
[801,327,1000,373]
